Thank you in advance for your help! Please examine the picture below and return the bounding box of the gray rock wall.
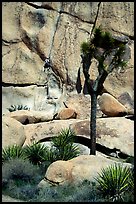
[2,2,134,115]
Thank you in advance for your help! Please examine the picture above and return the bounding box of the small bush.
[8,184,39,201]
[125,156,134,165]
[2,129,82,202]
[23,128,80,165]
[50,128,80,161]
[2,158,42,189]
[2,144,25,164]
[31,180,107,202]
[94,163,134,202]
[7,104,30,112]
[23,142,49,165]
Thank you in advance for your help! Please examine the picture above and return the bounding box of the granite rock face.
[2,2,134,118]
[2,116,26,148]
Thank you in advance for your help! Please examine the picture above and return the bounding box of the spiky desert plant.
[7,104,30,112]
[94,163,134,201]
[128,166,134,191]
[51,128,80,161]
[44,146,57,162]
[2,144,25,164]
[23,142,48,165]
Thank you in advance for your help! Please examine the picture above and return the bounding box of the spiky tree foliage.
[94,163,134,202]
[2,145,25,164]
[80,26,128,155]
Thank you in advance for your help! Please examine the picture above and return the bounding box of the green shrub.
[125,156,134,165]
[43,146,57,163]
[2,144,25,164]
[128,166,134,192]
[2,128,81,202]
[94,163,134,202]
[50,128,80,161]
[31,180,107,202]
[23,128,80,165]
[4,183,39,202]
[2,158,42,189]
[7,104,30,112]
[23,142,49,165]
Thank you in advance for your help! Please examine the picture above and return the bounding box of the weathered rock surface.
[98,93,128,117]
[117,91,134,113]
[2,116,26,148]
[2,2,134,116]
[70,117,134,156]
[23,117,134,157]
[2,85,64,115]
[5,110,54,124]
[39,155,132,187]
[55,108,77,120]
[23,119,81,146]
[2,0,134,194]
[96,2,134,37]
[64,93,92,119]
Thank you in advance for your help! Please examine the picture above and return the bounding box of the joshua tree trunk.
[81,27,128,156]
[90,91,97,155]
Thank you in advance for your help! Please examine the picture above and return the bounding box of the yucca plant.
[128,166,134,192]
[2,144,25,164]
[7,104,30,112]
[94,163,134,201]
[51,128,80,161]
[44,146,57,162]
[23,142,48,165]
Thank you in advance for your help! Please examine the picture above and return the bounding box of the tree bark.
[90,91,97,155]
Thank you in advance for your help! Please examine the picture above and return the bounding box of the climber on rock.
[43,57,52,71]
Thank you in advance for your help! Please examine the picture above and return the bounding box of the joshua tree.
[80,26,128,155]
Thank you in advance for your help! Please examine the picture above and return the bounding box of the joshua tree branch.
[93,69,108,95]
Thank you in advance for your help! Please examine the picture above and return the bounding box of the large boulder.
[38,155,132,187]
[23,119,81,146]
[2,116,26,148]
[55,108,77,120]
[98,93,128,117]
[70,117,134,156]
[23,117,134,157]
[5,110,54,124]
